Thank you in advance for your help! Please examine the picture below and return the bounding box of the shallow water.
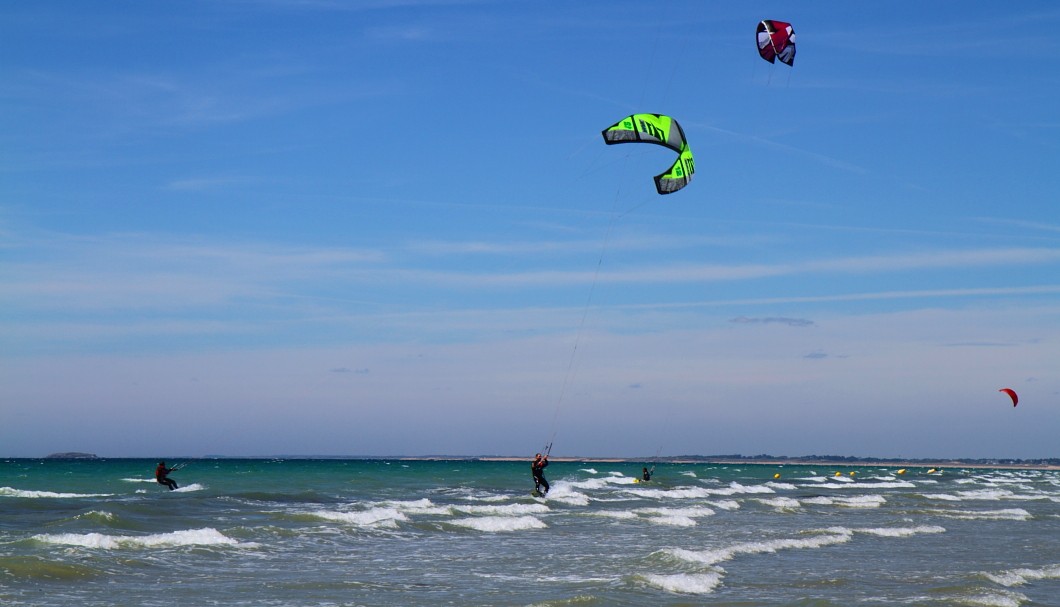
[2,459,1058,606]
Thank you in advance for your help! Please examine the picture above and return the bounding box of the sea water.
[1,459,1058,606]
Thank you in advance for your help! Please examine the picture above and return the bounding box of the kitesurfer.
[531,453,549,495]
[642,467,652,482]
[155,461,178,491]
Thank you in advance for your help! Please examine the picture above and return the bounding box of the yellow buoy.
[897,469,906,475]
[774,473,781,479]
[849,471,856,477]
[927,468,937,474]
[835,472,842,477]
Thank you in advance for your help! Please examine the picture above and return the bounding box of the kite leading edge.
[601,113,695,195]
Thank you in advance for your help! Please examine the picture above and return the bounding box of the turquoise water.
[2,459,1058,606]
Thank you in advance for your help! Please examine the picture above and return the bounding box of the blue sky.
[2,1,1058,459]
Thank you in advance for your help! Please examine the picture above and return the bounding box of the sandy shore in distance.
[463,456,1059,470]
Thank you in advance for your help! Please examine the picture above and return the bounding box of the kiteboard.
[531,489,543,497]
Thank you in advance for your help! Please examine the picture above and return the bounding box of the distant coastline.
[474,455,1060,471]
[22,453,1059,470]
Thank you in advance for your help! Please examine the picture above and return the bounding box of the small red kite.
[757,20,796,66]
[999,388,1018,407]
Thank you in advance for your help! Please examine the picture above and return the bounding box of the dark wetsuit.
[531,457,549,494]
[642,468,652,482]
[155,464,178,490]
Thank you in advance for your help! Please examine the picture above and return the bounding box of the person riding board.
[642,467,652,482]
[155,461,179,491]
[531,453,549,495]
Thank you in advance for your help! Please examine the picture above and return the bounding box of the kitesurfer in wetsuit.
[531,453,549,495]
[642,467,652,482]
[155,461,178,490]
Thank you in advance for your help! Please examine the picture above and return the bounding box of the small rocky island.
[45,452,100,459]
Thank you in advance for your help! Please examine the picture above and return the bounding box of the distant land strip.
[34,453,1060,470]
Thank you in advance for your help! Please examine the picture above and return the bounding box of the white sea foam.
[588,509,638,520]
[450,515,546,532]
[927,508,1032,521]
[983,564,1060,587]
[628,486,715,500]
[454,503,549,516]
[646,514,697,527]
[802,494,886,508]
[33,528,245,549]
[643,571,723,594]
[921,492,963,501]
[635,506,716,518]
[541,483,591,506]
[310,507,409,528]
[856,525,945,537]
[765,481,798,491]
[924,489,1022,501]
[858,480,916,489]
[680,471,697,478]
[976,488,1044,500]
[812,482,856,489]
[461,492,509,503]
[636,506,715,527]
[756,497,801,511]
[665,528,854,567]
[384,498,434,509]
[173,483,204,492]
[718,482,776,495]
[0,487,112,499]
[579,468,598,475]
[956,589,1030,607]
[77,510,117,522]
[122,477,156,483]
[386,498,451,516]
[707,499,741,511]
[812,480,914,490]
[567,478,611,491]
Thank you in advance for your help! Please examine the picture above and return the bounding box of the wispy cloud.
[0,232,386,311]
[6,232,1060,313]
[400,247,1060,288]
[364,24,450,43]
[330,367,370,374]
[731,316,814,327]
[630,285,1060,311]
[407,233,767,256]
[6,60,397,146]
[165,176,263,191]
[972,217,1060,235]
